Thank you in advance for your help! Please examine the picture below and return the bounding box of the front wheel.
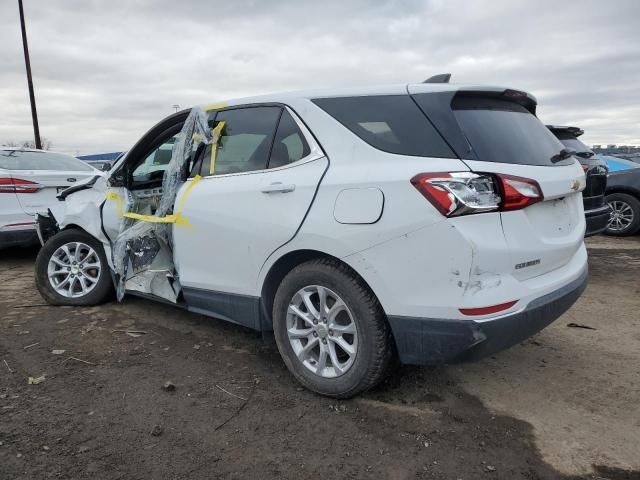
[35,229,113,306]
[605,193,640,236]
[272,258,394,398]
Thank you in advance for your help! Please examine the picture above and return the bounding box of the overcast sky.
[1,0,639,155]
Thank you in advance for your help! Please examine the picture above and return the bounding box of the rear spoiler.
[546,125,585,138]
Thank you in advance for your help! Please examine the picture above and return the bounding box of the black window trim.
[196,103,325,179]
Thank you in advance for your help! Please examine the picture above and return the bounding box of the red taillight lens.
[0,177,41,194]
[411,172,456,215]
[411,172,501,217]
[412,172,543,216]
[496,174,543,211]
[459,300,517,316]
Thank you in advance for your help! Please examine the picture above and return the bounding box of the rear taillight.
[496,174,543,211]
[411,172,543,216]
[411,172,501,217]
[0,177,41,194]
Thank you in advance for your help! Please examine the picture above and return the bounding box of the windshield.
[451,96,574,166]
[0,150,95,171]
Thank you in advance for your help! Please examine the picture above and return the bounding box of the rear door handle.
[261,182,296,194]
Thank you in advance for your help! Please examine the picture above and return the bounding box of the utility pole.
[18,0,41,149]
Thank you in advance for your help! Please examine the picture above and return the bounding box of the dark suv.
[547,126,610,236]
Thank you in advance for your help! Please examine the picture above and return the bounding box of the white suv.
[34,82,588,397]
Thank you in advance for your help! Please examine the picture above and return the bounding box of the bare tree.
[2,137,53,150]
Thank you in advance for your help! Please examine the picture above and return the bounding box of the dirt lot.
[1,236,639,480]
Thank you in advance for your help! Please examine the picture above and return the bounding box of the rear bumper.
[0,228,39,249]
[388,267,588,365]
[584,205,610,237]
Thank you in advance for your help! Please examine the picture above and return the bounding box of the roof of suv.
[207,83,538,109]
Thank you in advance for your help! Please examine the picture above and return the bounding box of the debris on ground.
[3,359,14,373]
[28,375,46,385]
[51,349,66,355]
[23,342,39,350]
[163,381,176,392]
[215,384,247,401]
[150,425,163,437]
[566,322,597,330]
[62,356,95,366]
[112,328,147,337]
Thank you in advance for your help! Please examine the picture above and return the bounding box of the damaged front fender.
[36,175,114,268]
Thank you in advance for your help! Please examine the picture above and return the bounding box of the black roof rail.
[423,73,451,84]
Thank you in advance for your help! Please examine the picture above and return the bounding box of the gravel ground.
[1,236,639,480]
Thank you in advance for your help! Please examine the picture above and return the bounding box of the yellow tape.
[203,102,227,112]
[105,191,124,218]
[122,212,176,223]
[121,175,202,229]
[209,121,226,175]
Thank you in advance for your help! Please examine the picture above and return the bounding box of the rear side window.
[312,95,456,158]
[0,150,95,171]
[200,106,281,175]
[451,96,572,166]
[268,110,311,168]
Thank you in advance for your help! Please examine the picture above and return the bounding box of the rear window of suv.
[553,132,595,158]
[450,96,573,166]
[312,95,456,158]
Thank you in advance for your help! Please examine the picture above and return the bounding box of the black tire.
[605,193,640,236]
[35,229,114,306]
[272,258,394,398]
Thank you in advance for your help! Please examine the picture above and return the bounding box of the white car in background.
[33,81,588,397]
[0,148,102,249]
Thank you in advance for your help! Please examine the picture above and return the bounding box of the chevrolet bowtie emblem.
[570,179,581,191]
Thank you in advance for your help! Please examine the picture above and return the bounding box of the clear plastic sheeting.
[112,107,212,301]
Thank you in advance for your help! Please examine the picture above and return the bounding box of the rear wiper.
[550,147,576,163]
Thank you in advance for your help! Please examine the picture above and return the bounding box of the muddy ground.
[1,236,639,480]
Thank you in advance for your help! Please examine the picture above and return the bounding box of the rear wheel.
[605,193,640,236]
[35,229,113,306]
[272,258,393,398]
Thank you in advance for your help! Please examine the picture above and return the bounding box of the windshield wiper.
[550,147,576,163]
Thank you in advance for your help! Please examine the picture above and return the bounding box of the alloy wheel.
[286,285,358,378]
[47,242,102,298]
[607,200,635,232]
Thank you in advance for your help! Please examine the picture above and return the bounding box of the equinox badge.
[515,259,541,270]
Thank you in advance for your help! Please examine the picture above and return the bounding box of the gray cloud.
[1,0,639,154]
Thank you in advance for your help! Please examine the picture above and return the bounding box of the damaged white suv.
[35,79,588,397]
